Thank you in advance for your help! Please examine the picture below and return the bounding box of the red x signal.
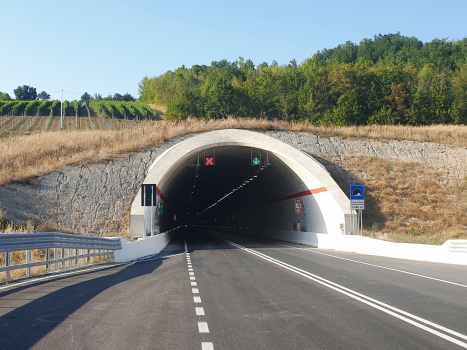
[205,157,214,166]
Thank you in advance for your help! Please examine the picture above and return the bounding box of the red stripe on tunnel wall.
[156,187,170,207]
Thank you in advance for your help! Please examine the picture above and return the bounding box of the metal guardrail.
[1,233,122,282]
[445,240,467,253]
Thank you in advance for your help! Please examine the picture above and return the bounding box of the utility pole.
[60,89,63,130]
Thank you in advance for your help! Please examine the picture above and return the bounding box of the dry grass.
[148,104,167,118]
[3,118,467,188]
[327,155,467,245]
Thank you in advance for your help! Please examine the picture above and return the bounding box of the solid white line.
[269,241,467,289]
[193,296,201,303]
[224,239,467,348]
[201,342,214,350]
[190,276,196,280]
[192,288,199,294]
[196,307,205,316]
[198,321,209,333]
[189,272,194,276]
[191,282,198,286]
[0,263,126,292]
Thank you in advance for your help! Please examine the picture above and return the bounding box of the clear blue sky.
[1,0,466,100]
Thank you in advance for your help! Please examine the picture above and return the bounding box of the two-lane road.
[1,228,466,349]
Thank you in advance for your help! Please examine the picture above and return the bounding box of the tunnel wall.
[222,191,345,234]
[130,129,353,237]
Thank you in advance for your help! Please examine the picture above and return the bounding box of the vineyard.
[0,100,159,137]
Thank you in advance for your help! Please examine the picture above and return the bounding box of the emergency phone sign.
[295,198,302,214]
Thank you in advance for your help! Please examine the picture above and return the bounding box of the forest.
[139,33,467,125]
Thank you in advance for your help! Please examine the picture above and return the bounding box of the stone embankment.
[1,131,465,236]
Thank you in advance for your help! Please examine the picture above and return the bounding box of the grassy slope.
[1,118,467,244]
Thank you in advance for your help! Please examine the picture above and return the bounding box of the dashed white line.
[192,288,199,294]
[190,276,196,280]
[201,342,214,350]
[196,307,205,316]
[193,296,201,303]
[189,268,194,272]
[198,321,209,333]
[189,272,195,276]
[191,282,198,286]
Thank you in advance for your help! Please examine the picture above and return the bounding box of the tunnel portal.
[130,129,352,238]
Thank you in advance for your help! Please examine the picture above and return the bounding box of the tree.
[80,92,92,104]
[14,85,37,100]
[0,92,11,100]
[122,93,136,101]
[37,91,51,100]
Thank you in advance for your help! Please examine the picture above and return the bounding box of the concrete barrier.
[113,230,178,262]
[216,227,467,265]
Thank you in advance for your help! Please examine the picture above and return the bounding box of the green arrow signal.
[252,157,260,165]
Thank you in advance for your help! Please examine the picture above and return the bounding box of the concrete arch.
[130,129,352,237]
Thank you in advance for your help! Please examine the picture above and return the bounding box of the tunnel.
[130,129,352,239]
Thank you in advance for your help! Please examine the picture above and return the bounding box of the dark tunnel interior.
[156,146,310,233]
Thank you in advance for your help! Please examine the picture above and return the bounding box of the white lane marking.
[188,265,193,268]
[224,239,467,348]
[189,272,195,276]
[269,241,467,289]
[198,321,209,333]
[196,307,205,316]
[194,296,201,303]
[0,263,126,292]
[201,342,214,350]
[189,268,194,272]
[190,276,196,280]
[191,282,198,286]
[192,288,199,294]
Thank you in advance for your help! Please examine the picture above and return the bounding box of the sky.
[1,0,466,100]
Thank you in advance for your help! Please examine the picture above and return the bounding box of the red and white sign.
[295,198,302,214]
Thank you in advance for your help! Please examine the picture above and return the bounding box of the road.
[1,228,466,349]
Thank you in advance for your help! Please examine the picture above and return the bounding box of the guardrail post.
[75,249,78,267]
[69,249,73,268]
[87,249,90,265]
[54,248,58,272]
[46,248,50,273]
[61,248,65,270]
[26,250,31,277]
[81,249,85,267]
[5,252,11,282]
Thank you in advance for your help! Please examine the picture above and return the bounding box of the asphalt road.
[1,228,466,350]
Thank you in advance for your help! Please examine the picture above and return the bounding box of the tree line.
[139,33,467,125]
[0,87,137,105]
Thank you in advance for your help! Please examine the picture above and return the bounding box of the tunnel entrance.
[130,129,352,238]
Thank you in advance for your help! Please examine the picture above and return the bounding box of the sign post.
[350,185,364,235]
[141,184,157,236]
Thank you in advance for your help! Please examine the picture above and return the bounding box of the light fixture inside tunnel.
[192,163,271,220]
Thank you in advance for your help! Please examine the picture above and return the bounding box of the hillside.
[1,119,467,245]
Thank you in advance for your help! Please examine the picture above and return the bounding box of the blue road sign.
[350,185,365,200]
